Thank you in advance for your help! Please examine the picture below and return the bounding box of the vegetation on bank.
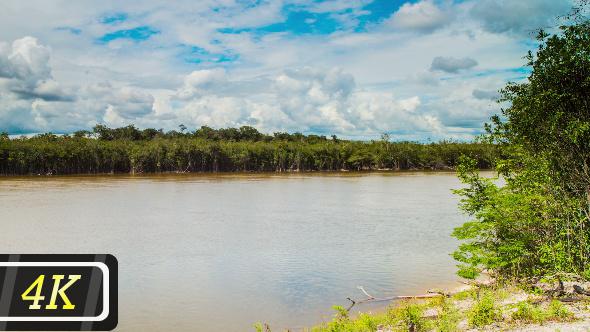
[0,126,495,175]
[452,12,590,281]
[297,283,583,332]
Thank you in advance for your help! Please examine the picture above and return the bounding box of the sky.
[0,0,573,141]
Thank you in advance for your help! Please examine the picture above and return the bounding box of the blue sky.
[0,0,573,140]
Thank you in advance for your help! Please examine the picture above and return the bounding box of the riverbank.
[288,276,590,332]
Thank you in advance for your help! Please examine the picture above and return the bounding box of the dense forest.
[0,125,495,175]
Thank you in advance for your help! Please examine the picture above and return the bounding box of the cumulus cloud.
[0,37,51,81]
[0,0,549,140]
[0,37,74,102]
[386,0,453,33]
[470,0,571,35]
[0,36,156,133]
[0,34,507,140]
[430,56,478,73]
[169,67,451,139]
[176,68,227,99]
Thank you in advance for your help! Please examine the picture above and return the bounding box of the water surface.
[0,172,469,331]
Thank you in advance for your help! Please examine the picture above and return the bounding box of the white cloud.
[0,37,73,102]
[386,0,453,33]
[166,67,465,140]
[176,68,227,99]
[0,0,570,140]
[103,105,127,127]
[0,37,157,133]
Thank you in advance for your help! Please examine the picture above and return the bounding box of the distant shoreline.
[0,126,496,176]
[0,168,495,178]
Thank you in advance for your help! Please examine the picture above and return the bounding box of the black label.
[0,254,117,331]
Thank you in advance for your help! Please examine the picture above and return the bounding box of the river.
[0,172,471,331]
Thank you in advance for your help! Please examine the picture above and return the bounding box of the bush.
[468,291,501,328]
[432,297,460,332]
[547,300,573,321]
[452,15,590,281]
[511,301,546,324]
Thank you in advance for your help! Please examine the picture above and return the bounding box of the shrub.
[547,300,573,321]
[511,301,546,324]
[468,291,501,327]
[452,15,590,280]
[433,297,460,332]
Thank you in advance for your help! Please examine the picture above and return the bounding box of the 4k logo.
[0,254,117,331]
[22,274,82,310]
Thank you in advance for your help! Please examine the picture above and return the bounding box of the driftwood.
[345,286,445,311]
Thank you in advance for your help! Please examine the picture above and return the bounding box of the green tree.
[453,17,590,279]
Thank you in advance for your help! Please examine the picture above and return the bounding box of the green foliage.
[511,301,546,324]
[431,297,460,332]
[307,286,578,332]
[253,322,271,332]
[468,291,501,328]
[510,299,574,324]
[453,16,590,280]
[0,126,495,175]
[309,301,433,332]
[398,302,427,331]
[496,22,590,197]
[451,289,476,301]
[253,322,264,332]
[332,305,349,321]
[309,306,388,332]
[547,300,573,320]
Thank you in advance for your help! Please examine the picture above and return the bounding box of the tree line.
[0,126,495,175]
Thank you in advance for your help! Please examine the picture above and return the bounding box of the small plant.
[468,291,501,327]
[309,306,389,332]
[354,313,381,331]
[387,301,429,331]
[452,289,476,301]
[434,297,460,332]
[253,322,263,332]
[400,302,427,331]
[332,305,349,321]
[547,300,573,321]
[253,322,271,332]
[511,301,546,324]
